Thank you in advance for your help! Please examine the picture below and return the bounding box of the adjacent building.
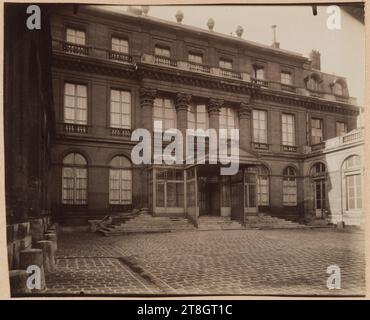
[46,5,363,226]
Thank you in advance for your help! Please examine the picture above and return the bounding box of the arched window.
[311,162,326,177]
[342,155,362,211]
[62,153,87,204]
[283,166,297,206]
[109,156,132,205]
[333,82,344,96]
[258,166,269,206]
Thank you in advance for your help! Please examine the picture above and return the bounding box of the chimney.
[271,25,280,49]
[310,50,321,70]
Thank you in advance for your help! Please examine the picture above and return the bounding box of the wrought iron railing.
[64,123,88,133]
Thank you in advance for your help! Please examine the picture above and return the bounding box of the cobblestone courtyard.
[45,229,365,297]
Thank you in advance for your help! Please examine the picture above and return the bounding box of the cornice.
[52,52,360,117]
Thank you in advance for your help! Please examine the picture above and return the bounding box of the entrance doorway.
[314,179,326,218]
[245,171,258,214]
[310,162,327,219]
[198,176,220,216]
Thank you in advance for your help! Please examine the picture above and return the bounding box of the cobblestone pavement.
[45,229,365,297]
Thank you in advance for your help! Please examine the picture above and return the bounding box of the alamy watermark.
[131,121,239,175]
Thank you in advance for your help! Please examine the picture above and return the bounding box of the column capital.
[139,87,157,106]
[238,100,252,120]
[207,98,224,115]
[175,92,192,111]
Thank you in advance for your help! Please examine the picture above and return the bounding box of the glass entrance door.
[245,171,258,213]
[314,179,326,218]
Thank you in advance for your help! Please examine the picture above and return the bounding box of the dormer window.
[112,37,129,54]
[306,74,322,91]
[155,46,171,58]
[281,72,292,85]
[188,53,203,64]
[219,59,232,70]
[333,82,344,96]
[254,66,265,80]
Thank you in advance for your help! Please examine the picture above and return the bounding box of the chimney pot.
[310,49,321,70]
[236,25,244,38]
[207,18,215,31]
[142,6,150,16]
[175,10,184,23]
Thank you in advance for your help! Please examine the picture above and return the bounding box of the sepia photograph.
[3,1,366,298]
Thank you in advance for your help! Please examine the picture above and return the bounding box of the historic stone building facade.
[47,5,363,226]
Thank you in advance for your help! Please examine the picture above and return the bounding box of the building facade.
[48,5,363,226]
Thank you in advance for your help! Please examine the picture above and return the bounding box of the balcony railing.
[61,41,90,56]
[281,145,298,152]
[154,55,178,67]
[219,68,242,80]
[308,89,324,98]
[188,61,211,73]
[311,141,325,151]
[251,78,269,88]
[110,128,132,138]
[64,123,88,133]
[108,50,133,63]
[334,94,349,103]
[281,83,296,93]
[342,130,363,144]
[253,142,269,150]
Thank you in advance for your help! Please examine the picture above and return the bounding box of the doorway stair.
[197,216,244,230]
[245,214,308,229]
[97,213,196,236]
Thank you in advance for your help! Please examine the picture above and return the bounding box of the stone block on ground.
[35,240,56,273]
[9,270,31,296]
[19,249,45,290]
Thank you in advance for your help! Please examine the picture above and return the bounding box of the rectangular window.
[188,53,203,64]
[112,37,129,54]
[253,110,267,143]
[155,169,184,208]
[155,46,171,57]
[281,114,295,146]
[283,179,297,206]
[281,72,292,85]
[336,121,347,136]
[110,89,131,129]
[64,83,87,125]
[109,169,132,204]
[258,176,269,206]
[62,167,87,204]
[66,28,86,45]
[254,66,265,80]
[220,107,238,138]
[219,59,233,69]
[311,118,323,144]
[346,174,362,210]
[153,98,176,130]
[188,104,209,132]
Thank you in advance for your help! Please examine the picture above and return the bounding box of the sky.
[102,5,365,106]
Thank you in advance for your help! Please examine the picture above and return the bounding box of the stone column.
[238,99,252,152]
[175,93,192,137]
[175,93,192,160]
[139,87,157,132]
[207,98,223,132]
[139,87,157,211]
